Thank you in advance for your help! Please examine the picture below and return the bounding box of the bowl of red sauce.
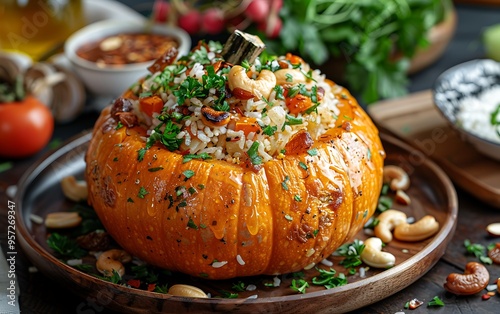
[65,19,190,97]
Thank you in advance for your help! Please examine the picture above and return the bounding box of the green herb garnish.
[47,233,86,259]
[427,296,445,307]
[464,239,492,264]
[312,268,348,289]
[138,187,149,199]
[290,279,309,294]
[247,141,262,165]
[336,239,365,269]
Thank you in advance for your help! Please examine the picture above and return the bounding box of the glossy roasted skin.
[85,83,385,279]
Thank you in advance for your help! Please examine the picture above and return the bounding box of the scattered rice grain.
[211,261,228,268]
[29,214,44,224]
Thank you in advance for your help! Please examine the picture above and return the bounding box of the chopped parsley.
[464,239,492,264]
[183,169,195,179]
[262,125,278,136]
[247,142,262,165]
[290,279,309,294]
[115,121,124,130]
[138,187,149,199]
[190,45,211,64]
[336,239,365,269]
[148,167,164,172]
[427,296,445,307]
[312,268,347,289]
[273,85,285,100]
[307,148,318,156]
[47,233,86,259]
[285,114,303,126]
[174,76,205,105]
[187,218,198,230]
[182,152,212,163]
[232,281,247,292]
[281,176,290,191]
[138,120,183,160]
[127,197,134,203]
[219,290,239,298]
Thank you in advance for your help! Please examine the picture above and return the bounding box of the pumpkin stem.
[221,30,266,65]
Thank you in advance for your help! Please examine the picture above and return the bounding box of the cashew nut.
[374,209,407,243]
[228,65,276,99]
[383,165,410,191]
[393,215,440,242]
[168,284,208,298]
[201,106,230,127]
[395,189,411,205]
[488,243,500,264]
[96,249,132,277]
[274,68,306,85]
[444,262,489,295]
[61,175,88,202]
[45,212,82,229]
[360,237,396,269]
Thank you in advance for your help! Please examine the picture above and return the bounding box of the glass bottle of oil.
[0,0,86,61]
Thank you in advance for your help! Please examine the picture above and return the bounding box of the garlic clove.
[0,52,32,82]
[51,64,86,123]
[486,223,500,237]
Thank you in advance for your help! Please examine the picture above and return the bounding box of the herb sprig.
[266,0,450,103]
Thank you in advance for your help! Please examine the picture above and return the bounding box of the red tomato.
[0,96,54,158]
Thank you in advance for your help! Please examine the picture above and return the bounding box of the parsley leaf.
[182,152,212,163]
[247,142,262,165]
[138,187,149,199]
[47,233,87,259]
[312,268,348,289]
[464,239,492,264]
[183,169,195,179]
[290,279,309,294]
[336,239,365,269]
[427,296,445,307]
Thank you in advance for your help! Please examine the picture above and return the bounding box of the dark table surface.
[1,2,500,313]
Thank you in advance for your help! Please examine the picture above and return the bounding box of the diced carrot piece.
[234,117,262,136]
[139,95,164,116]
[286,93,313,114]
[285,53,304,66]
[127,279,141,288]
[147,283,156,292]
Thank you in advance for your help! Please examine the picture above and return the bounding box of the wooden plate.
[368,90,500,208]
[15,132,457,313]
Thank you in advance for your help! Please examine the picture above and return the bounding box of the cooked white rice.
[130,42,342,164]
[455,86,500,144]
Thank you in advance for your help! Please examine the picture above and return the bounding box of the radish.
[245,0,269,22]
[178,10,201,34]
[258,15,282,39]
[201,8,225,35]
[153,0,170,23]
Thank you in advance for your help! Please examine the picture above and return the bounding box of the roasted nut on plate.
[444,262,489,295]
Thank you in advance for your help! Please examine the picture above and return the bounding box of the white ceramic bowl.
[64,19,191,97]
[433,59,500,162]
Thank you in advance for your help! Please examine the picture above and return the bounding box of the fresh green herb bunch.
[266,0,451,103]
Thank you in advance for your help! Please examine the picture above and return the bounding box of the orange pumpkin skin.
[85,84,385,280]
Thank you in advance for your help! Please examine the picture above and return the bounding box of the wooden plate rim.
[14,131,458,311]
